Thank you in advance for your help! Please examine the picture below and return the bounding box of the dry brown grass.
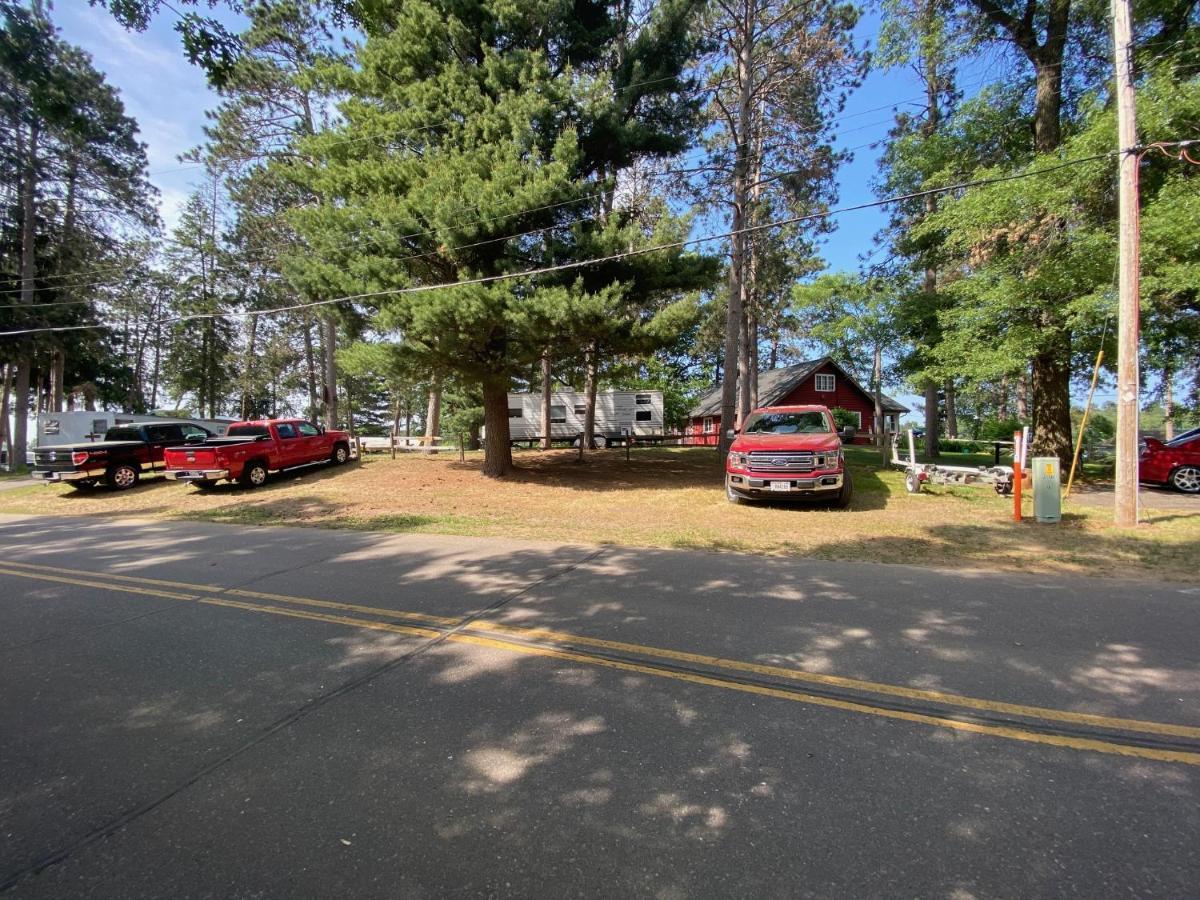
[2,446,1196,582]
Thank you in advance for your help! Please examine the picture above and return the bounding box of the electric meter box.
[1032,456,1061,523]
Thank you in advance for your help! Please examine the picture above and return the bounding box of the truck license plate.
[769,481,791,492]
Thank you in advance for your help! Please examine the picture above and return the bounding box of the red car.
[164,418,352,489]
[725,405,854,507]
[1140,427,1200,494]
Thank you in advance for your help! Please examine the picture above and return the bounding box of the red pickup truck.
[724,405,854,508]
[164,418,351,489]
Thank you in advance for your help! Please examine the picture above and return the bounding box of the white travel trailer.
[504,390,665,446]
[35,411,233,448]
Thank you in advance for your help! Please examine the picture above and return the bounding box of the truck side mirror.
[838,426,856,441]
[725,428,737,440]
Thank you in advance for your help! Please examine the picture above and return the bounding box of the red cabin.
[686,357,909,446]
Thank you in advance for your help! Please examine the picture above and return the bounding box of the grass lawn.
[0,445,1195,582]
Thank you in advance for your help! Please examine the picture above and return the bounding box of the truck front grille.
[746,451,826,472]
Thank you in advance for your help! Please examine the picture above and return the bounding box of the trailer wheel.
[995,479,1014,496]
[905,470,922,494]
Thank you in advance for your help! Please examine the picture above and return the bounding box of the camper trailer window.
[574,404,586,415]
[508,408,523,419]
[45,419,60,434]
[550,405,567,424]
[635,394,652,405]
[635,410,652,422]
[93,419,109,436]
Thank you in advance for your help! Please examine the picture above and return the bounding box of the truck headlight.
[730,452,748,467]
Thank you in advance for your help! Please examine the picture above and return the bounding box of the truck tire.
[331,442,350,465]
[106,463,139,490]
[240,460,269,488]
[833,472,853,509]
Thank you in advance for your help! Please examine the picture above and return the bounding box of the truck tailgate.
[164,446,222,469]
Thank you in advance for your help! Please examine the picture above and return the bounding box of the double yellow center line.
[2,559,1198,766]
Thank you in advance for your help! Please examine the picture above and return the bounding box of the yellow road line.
[0,560,457,626]
[0,566,200,602]
[3,560,1199,747]
[445,632,1200,767]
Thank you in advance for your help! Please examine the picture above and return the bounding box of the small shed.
[686,357,909,445]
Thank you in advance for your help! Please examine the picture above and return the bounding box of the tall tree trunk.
[0,363,12,468]
[12,119,40,470]
[738,306,752,423]
[945,380,957,439]
[150,319,162,410]
[322,315,338,430]
[50,350,64,413]
[581,341,599,451]
[241,314,259,420]
[390,394,402,459]
[873,344,887,466]
[424,372,442,447]
[302,314,318,423]
[481,377,514,477]
[1015,370,1029,422]
[923,382,940,459]
[539,352,552,450]
[1032,333,1073,464]
[719,0,754,458]
[1163,361,1174,440]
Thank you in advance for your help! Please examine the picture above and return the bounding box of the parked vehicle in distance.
[1140,429,1200,494]
[724,405,854,508]
[30,421,214,490]
[164,418,352,489]
[501,390,665,448]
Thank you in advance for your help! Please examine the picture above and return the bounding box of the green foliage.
[829,407,860,429]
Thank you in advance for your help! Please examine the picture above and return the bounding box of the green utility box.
[1032,456,1061,523]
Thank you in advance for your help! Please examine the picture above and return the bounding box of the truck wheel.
[905,470,922,494]
[331,443,350,465]
[106,464,139,490]
[833,472,853,509]
[1169,465,1200,494]
[240,461,269,488]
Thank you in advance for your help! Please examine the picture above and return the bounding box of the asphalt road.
[1,513,1197,898]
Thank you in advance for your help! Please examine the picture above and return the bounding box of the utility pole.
[1112,0,1140,528]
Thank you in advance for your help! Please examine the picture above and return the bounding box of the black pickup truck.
[31,421,213,490]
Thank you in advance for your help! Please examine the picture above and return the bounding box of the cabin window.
[635,410,652,422]
[508,408,523,419]
[550,405,567,424]
[703,417,714,434]
[815,373,835,392]
[635,394,652,405]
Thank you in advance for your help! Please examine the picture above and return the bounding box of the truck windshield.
[228,425,270,438]
[742,411,831,435]
[104,427,143,441]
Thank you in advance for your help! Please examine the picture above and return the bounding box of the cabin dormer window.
[815,373,835,392]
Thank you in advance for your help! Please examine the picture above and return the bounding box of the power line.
[0,152,1116,338]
